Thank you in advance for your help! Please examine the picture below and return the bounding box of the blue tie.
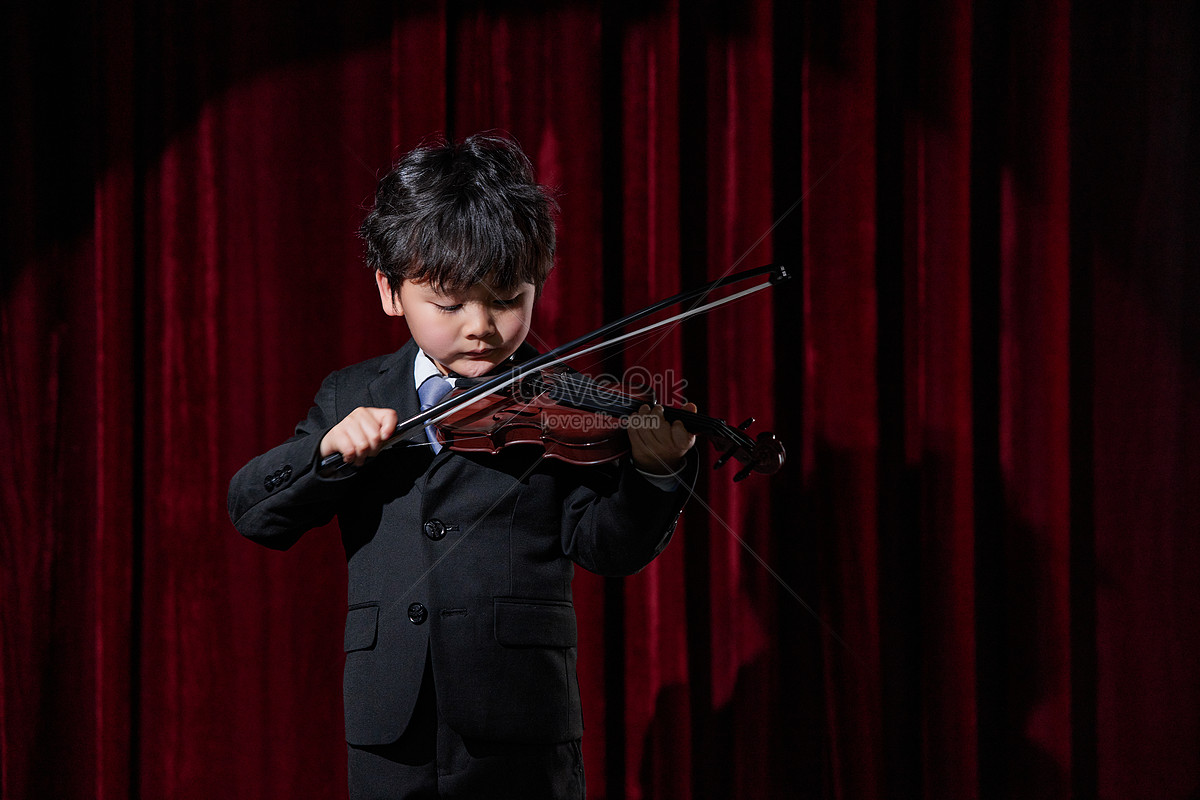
[418,375,454,453]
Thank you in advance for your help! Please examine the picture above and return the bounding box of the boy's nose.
[463,306,496,338]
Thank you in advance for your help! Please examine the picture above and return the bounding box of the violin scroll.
[732,431,786,481]
[707,416,786,481]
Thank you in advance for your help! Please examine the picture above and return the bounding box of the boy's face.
[377,272,536,378]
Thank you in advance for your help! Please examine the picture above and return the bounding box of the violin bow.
[318,262,790,478]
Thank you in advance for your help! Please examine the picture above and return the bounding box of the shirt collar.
[413,349,454,391]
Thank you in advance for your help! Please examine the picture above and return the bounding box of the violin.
[433,367,785,481]
[317,262,790,480]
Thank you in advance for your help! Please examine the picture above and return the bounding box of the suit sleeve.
[227,370,356,550]
[559,453,699,577]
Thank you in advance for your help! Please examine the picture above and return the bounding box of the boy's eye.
[435,303,462,313]
[493,296,522,308]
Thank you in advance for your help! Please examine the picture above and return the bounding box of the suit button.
[408,603,428,625]
[423,519,446,540]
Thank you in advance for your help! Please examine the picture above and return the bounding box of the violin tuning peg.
[713,445,741,470]
[733,463,754,481]
[737,417,755,430]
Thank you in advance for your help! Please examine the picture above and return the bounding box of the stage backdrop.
[3,1,1198,798]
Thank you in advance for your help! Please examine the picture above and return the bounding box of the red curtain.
[3,1,1198,798]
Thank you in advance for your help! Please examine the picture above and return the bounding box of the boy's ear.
[376,271,404,317]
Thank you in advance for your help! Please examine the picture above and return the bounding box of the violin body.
[433,368,785,480]
[433,368,644,465]
[432,381,629,465]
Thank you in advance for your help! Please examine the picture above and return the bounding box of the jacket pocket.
[493,597,577,648]
[344,603,379,652]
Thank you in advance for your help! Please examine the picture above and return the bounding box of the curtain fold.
[4,1,1198,798]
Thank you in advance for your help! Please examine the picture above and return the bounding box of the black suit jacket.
[227,339,692,745]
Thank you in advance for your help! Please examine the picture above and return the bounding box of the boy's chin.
[449,364,492,378]
[445,354,509,378]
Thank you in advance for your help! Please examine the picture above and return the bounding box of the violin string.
[397,379,547,452]
[426,370,757,457]
[555,372,739,436]
[419,383,566,452]
[551,372,756,452]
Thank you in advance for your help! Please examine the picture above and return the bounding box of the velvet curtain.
[3,1,1198,798]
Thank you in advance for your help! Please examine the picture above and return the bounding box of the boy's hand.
[320,407,399,467]
[628,403,697,475]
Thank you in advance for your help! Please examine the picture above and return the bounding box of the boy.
[227,133,697,799]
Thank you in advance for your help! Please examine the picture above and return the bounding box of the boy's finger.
[379,410,398,440]
[344,430,366,456]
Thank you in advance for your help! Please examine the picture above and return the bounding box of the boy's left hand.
[628,403,697,475]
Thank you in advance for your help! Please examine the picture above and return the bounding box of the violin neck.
[660,406,734,440]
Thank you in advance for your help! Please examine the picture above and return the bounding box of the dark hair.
[360,133,557,298]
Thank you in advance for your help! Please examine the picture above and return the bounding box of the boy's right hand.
[319,407,399,467]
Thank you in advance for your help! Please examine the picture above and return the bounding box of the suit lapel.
[368,338,421,419]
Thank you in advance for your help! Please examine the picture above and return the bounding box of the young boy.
[227,133,697,799]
